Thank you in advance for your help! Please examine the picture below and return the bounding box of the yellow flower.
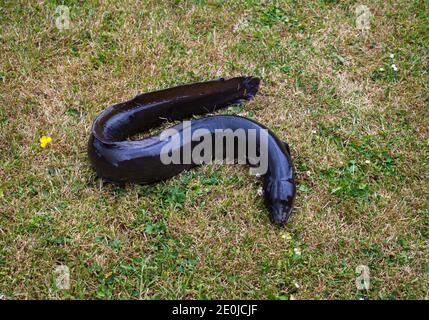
[39,135,52,148]
[281,232,292,241]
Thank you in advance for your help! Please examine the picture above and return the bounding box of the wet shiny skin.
[88,77,296,225]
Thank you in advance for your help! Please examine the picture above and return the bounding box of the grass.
[0,0,428,299]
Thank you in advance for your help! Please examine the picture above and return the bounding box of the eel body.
[88,77,296,224]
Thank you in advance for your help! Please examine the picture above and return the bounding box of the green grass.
[0,0,428,299]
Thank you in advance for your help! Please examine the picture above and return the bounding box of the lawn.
[0,0,428,299]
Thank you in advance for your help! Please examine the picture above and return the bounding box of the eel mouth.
[269,204,293,226]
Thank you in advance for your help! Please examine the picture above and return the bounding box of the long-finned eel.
[88,76,296,225]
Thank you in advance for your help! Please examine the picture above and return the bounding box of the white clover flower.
[365,160,371,164]
[294,247,302,256]
[391,64,398,72]
[379,67,384,71]
[389,53,394,59]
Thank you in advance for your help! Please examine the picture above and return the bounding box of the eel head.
[264,177,296,225]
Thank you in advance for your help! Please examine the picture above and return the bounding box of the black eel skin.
[88,77,296,225]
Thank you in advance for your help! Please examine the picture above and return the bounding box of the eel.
[88,76,296,225]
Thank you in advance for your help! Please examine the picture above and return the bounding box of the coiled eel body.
[88,77,296,224]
